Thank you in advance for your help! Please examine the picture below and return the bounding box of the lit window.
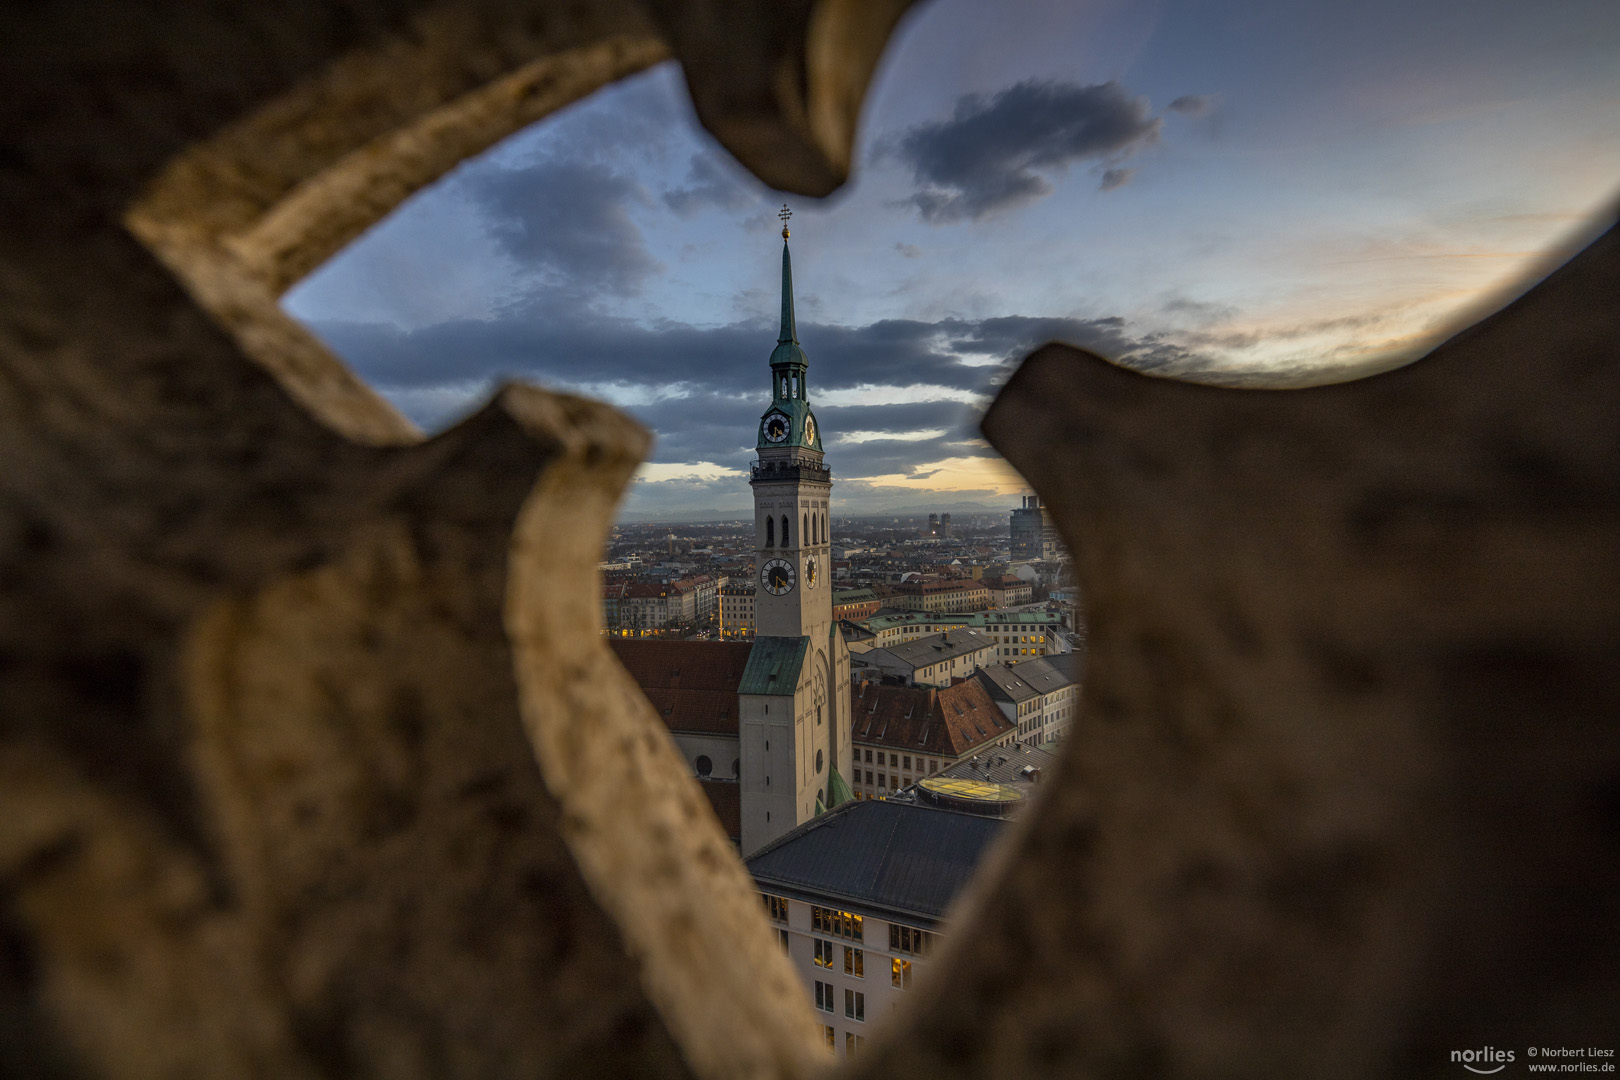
[811,906,863,942]
[892,958,912,989]
[813,939,835,968]
[890,924,931,956]
[844,988,865,1021]
[815,981,834,1013]
[762,894,789,923]
[843,946,864,978]
[825,1025,836,1048]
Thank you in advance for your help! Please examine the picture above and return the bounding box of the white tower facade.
[739,209,853,854]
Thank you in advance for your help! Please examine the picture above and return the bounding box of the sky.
[285,0,1620,521]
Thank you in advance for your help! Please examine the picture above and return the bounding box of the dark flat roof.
[746,798,1004,926]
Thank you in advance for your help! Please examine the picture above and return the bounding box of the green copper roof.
[770,241,809,369]
[739,636,809,696]
[779,240,798,345]
[827,764,855,808]
[756,235,822,452]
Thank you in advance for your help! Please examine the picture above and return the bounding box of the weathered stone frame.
[1,1,1615,1077]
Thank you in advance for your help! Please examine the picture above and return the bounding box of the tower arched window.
[781,376,788,398]
[781,515,790,547]
[791,375,798,398]
[821,512,827,543]
[765,516,774,547]
[803,513,809,544]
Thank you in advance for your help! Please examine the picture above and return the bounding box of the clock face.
[805,556,817,587]
[761,558,796,595]
[762,413,789,443]
[803,415,817,445]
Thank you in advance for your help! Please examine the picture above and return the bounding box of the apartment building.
[831,588,880,622]
[856,610,1067,660]
[860,628,995,688]
[750,799,1005,1062]
[848,678,1015,799]
[720,582,756,639]
[890,578,990,613]
[975,656,1079,747]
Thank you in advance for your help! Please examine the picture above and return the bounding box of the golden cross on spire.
[779,203,792,239]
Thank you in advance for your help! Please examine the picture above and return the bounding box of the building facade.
[848,678,1016,799]
[606,215,854,855]
[750,800,1004,1062]
[1010,493,1061,561]
[859,628,995,688]
[741,211,853,853]
[853,610,1067,659]
[976,656,1078,747]
[831,588,880,622]
[891,579,990,612]
[720,582,756,639]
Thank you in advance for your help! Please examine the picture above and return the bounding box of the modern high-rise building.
[1010,494,1060,561]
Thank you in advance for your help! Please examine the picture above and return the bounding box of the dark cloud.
[1167,94,1215,117]
[461,159,659,297]
[307,305,1209,475]
[895,80,1161,222]
[662,153,755,216]
[1099,167,1135,191]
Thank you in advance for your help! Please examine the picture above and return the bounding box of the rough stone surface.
[2,0,1615,1077]
[847,216,1619,1080]
[1,1,915,1077]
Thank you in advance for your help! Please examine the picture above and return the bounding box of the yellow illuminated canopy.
[918,777,1024,804]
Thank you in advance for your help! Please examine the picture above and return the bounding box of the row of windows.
[845,946,863,977]
[811,981,865,1023]
[763,511,828,548]
[823,1028,866,1057]
[811,905,862,941]
[861,749,942,772]
[891,924,932,956]
[765,895,930,968]
[693,755,740,778]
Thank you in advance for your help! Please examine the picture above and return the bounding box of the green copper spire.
[778,204,798,344]
[757,204,820,453]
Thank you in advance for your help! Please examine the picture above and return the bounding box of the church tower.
[739,207,852,854]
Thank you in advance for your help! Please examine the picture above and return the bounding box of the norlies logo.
[1453,1047,1516,1074]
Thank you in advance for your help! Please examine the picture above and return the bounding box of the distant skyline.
[286,0,1620,520]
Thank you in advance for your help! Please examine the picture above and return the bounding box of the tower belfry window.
[782,515,790,546]
[766,517,774,547]
[791,374,798,398]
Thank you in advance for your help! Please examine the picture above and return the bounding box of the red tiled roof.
[850,678,1011,759]
[609,639,752,736]
[697,780,741,842]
